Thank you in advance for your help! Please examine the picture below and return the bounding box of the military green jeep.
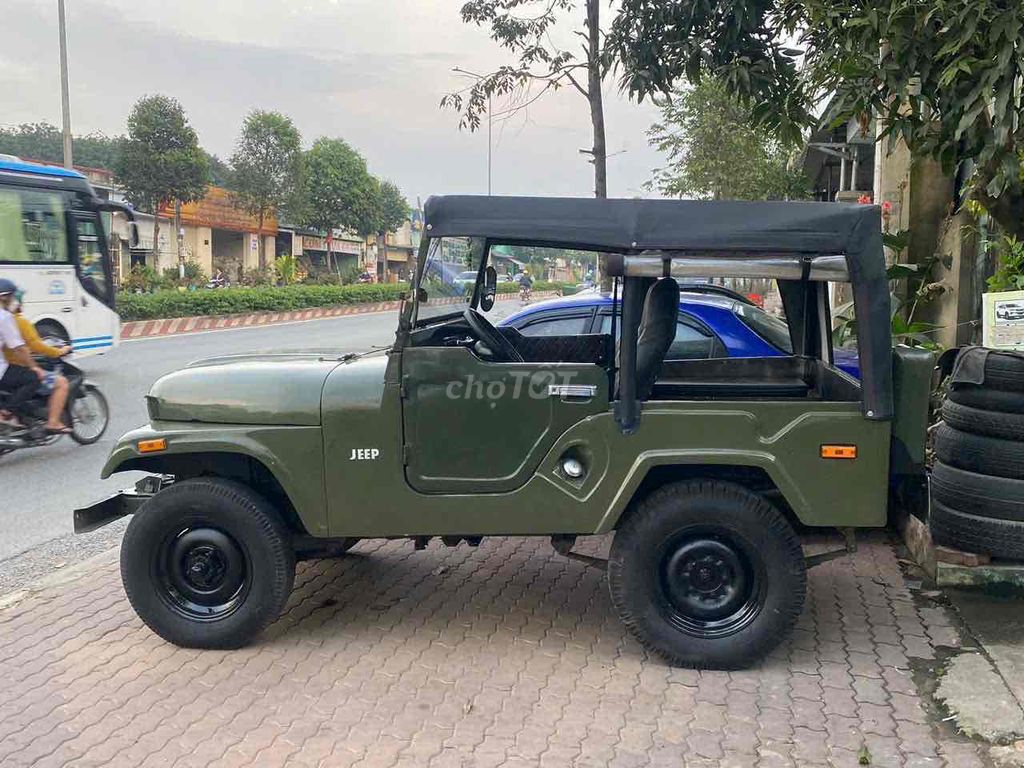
[76,196,932,668]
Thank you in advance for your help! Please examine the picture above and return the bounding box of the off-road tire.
[948,385,1024,414]
[930,499,1024,560]
[942,400,1024,441]
[930,462,1024,522]
[972,351,1024,392]
[608,479,806,669]
[933,424,1024,480]
[121,478,295,649]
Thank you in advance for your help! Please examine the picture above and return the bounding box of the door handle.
[548,384,597,401]
[61,306,73,313]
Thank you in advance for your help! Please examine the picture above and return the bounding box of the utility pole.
[57,0,73,168]
[175,200,185,279]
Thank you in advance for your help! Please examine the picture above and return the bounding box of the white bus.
[0,157,136,355]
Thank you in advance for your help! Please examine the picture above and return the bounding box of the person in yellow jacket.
[0,286,70,431]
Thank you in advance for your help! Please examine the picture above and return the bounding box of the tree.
[116,95,208,269]
[0,122,122,170]
[229,111,303,271]
[300,138,377,273]
[648,79,809,201]
[205,152,232,186]
[441,0,608,199]
[609,0,1024,237]
[367,179,409,278]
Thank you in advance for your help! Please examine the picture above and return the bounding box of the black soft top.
[424,195,881,256]
[423,195,892,420]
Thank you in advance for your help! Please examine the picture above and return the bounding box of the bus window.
[75,217,110,302]
[0,189,69,264]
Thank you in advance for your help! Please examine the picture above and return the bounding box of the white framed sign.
[983,290,1024,350]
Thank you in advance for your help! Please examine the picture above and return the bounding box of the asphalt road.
[0,301,520,593]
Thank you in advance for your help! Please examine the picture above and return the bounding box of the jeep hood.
[147,351,348,426]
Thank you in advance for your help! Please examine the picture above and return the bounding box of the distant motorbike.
[519,284,532,303]
[0,359,109,456]
[206,275,231,289]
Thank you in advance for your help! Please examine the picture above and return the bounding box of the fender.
[101,422,328,536]
[593,448,813,534]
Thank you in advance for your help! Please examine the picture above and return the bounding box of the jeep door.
[401,344,608,494]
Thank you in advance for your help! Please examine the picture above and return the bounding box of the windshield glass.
[415,236,485,322]
[734,302,793,353]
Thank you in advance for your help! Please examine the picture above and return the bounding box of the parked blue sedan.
[499,287,861,378]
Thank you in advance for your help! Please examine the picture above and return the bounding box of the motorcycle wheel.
[69,385,109,445]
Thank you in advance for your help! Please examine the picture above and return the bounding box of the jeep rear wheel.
[121,478,295,649]
[608,479,806,669]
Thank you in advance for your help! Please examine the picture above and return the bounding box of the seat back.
[636,277,680,399]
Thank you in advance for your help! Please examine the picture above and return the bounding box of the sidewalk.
[0,534,991,767]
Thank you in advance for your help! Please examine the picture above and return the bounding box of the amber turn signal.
[137,438,167,454]
[821,444,857,460]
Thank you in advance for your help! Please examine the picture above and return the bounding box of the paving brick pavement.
[0,533,990,767]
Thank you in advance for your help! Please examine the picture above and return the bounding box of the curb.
[120,291,556,340]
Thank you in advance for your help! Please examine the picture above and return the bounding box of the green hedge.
[116,281,577,321]
[117,283,411,321]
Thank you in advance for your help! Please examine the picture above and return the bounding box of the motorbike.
[0,359,109,456]
[206,275,231,289]
[519,284,532,304]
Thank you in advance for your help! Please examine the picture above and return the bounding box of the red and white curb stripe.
[121,292,555,340]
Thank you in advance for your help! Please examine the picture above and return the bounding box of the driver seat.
[636,277,679,399]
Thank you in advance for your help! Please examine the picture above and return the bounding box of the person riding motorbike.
[518,269,533,302]
[0,279,71,433]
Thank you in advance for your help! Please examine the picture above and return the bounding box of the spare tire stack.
[931,347,1024,559]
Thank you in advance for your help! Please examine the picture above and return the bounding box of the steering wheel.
[463,309,523,362]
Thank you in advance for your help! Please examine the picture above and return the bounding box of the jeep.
[75,196,932,668]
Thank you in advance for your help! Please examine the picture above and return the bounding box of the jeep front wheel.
[608,479,806,669]
[120,478,295,649]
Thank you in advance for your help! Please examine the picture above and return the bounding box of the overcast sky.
[2,0,665,204]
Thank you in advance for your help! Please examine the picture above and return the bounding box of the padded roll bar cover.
[605,253,625,277]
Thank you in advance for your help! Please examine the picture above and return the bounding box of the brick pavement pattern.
[0,533,987,767]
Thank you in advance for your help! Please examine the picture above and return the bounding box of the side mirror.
[479,266,498,312]
[416,286,428,303]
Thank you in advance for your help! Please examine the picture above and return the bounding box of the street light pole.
[453,67,492,195]
[57,0,73,169]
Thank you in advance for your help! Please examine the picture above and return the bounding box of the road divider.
[120,291,557,340]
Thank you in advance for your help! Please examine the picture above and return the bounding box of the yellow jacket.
[2,313,64,364]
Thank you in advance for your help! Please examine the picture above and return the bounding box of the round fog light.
[562,456,585,479]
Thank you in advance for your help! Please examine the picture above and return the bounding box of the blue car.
[500,287,861,378]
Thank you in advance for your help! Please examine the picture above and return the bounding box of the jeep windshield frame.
[416,195,891,421]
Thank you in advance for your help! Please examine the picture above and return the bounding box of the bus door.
[69,211,117,352]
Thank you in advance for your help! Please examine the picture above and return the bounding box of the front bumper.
[73,476,167,534]
[73,491,151,533]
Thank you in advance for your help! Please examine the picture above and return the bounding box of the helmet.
[0,278,18,297]
[523,269,529,275]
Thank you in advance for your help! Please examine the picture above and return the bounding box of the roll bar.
[606,253,850,282]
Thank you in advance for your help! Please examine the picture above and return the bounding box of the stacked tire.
[931,348,1024,559]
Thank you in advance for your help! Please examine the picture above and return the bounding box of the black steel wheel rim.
[656,527,765,639]
[154,525,250,621]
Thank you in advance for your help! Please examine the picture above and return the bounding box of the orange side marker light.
[821,444,857,460]
[138,438,167,454]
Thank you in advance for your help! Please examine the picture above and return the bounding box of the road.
[0,302,519,592]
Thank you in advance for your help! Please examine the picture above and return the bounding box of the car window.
[597,312,723,360]
[734,303,793,353]
[520,314,590,337]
